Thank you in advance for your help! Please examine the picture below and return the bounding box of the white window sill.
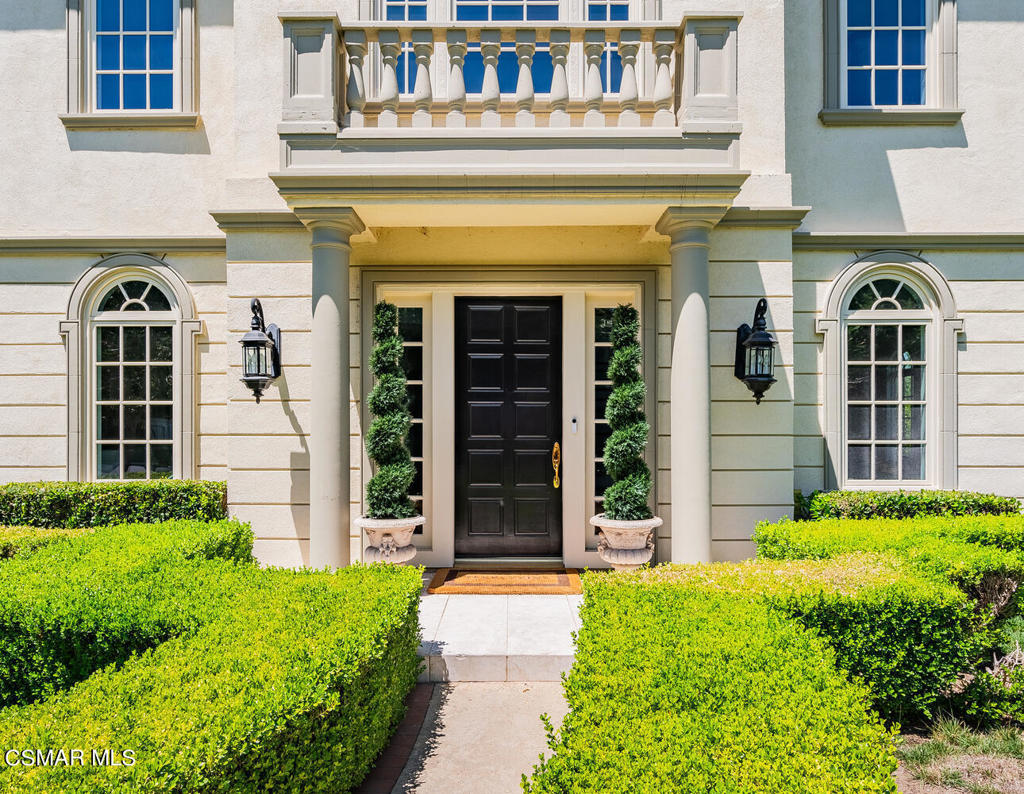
[818,108,964,126]
[59,113,200,131]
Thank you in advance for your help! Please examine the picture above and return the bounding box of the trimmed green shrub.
[0,527,89,559]
[0,564,423,793]
[524,576,897,793]
[365,301,416,519]
[600,304,652,521]
[754,516,1024,614]
[946,666,1024,728]
[0,480,227,528]
[0,520,253,706]
[628,555,980,722]
[807,489,1020,520]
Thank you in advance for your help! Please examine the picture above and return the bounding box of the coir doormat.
[427,568,582,595]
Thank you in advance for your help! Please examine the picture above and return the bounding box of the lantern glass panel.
[243,345,259,377]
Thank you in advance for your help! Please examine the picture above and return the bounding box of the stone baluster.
[583,31,606,127]
[343,31,367,129]
[616,30,641,128]
[378,30,401,128]
[514,30,536,127]
[480,31,502,128]
[547,30,570,127]
[652,29,677,127]
[446,30,468,127]
[411,30,433,127]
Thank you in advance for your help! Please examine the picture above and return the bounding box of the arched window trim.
[60,254,202,482]
[816,251,963,491]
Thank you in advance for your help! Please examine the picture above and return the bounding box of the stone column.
[656,208,722,564]
[307,209,365,569]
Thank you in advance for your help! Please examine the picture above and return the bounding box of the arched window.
[817,253,962,489]
[62,255,201,482]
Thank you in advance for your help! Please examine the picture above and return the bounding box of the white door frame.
[364,271,655,568]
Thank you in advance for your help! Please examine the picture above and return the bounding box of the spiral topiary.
[365,301,417,519]
[601,304,653,521]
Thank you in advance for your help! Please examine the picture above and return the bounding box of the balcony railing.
[343,24,680,129]
[280,15,740,134]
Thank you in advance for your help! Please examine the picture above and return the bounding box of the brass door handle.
[552,442,561,489]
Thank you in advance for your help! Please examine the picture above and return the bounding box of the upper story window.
[63,0,198,126]
[821,0,961,123]
[94,0,178,111]
[843,0,927,107]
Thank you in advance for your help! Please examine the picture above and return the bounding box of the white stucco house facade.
[0,0,1021,568]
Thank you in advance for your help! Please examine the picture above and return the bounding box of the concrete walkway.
[418,593,582,681]
[394,682,568,794]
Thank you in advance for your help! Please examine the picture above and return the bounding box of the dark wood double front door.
[454,298,563,557]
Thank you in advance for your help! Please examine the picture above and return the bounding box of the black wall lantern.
[239,298,281,403]
[734,298,777,404]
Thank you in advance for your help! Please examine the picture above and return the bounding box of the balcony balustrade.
[280,15,739,135]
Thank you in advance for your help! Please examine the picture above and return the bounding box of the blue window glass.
[456,5,488,21]
[124,73,147,108]
[848,0,871,26]
[600,50,623,93]
[97,73,121,109]
[496,48,518,92]
[149,35,173,69]
[149,0,174,31]
[609,4,629,20]
[150,73,173,109]
[97,0,120,31]
[875,69,898,104]
[848,30,871,66]
[902,69,925,104]
[902,29,925,66]
[532,48,553,93]
[902,0,925,26]
[124,0,147,31]
[526,4,558,20]
[97,35,120,70]
[875,30,898,65]
[493,3,524,20]
[848,70,871,105]
[396,49,413,93]
[463,51,484,92]
[408,4,427,20]
[385,5,406,19]
[123,34,147,69]
[874,0,898,26]
[589,4,607,20]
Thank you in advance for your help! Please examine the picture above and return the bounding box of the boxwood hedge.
[754,516,1024,613]
[0,480,227,528]
[0,527,88,559]
[627,555,980,721]
[806,489,1020,520]
[0,520,253,707]
[0,564,422,793]
[524,576,897,794]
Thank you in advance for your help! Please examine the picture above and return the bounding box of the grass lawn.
[897,718,1024,794]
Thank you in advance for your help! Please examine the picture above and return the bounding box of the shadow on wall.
[275,366,312,569]
[783,0,969,232]
[957,0,1024,23]
[66,126,212,155]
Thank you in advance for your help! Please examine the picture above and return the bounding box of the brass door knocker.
[552,442,561,489]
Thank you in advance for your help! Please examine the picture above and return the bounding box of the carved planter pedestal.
[589,514,663,570]
[354,515,425,564]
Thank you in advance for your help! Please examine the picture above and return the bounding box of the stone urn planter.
[590,514,663,570]
[355,515,424,565]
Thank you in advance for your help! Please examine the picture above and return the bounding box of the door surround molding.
[363,270,656,568]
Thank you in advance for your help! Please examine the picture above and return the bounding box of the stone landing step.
[417,593,581,682]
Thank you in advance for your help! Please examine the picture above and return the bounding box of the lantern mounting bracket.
[734,298,777,405]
